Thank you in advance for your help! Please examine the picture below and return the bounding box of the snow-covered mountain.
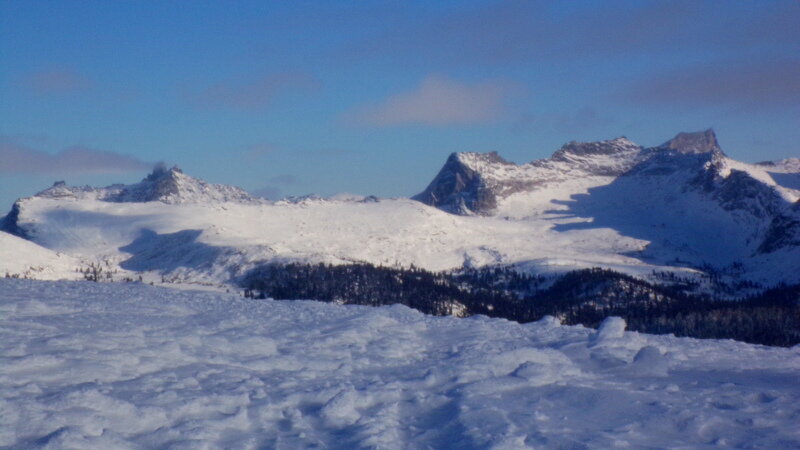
[2,130,798,289]
[31,164,259,205]
[415,129,800,280]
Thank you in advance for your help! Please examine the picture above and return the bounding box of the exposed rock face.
[412,152,525,214]
[714,170,781,216]
[759,213,800,253]
[547,137,643,176]
[113,164,185,202]
[0,201,28,239]
[659,129,722,155]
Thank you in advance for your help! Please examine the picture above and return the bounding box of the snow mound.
[592,316,627,345]
[2,279,799,448]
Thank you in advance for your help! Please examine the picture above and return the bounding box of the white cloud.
[347,75,516,126]
[0,138,151,175]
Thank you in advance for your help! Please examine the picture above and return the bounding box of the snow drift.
[1,279,799,448]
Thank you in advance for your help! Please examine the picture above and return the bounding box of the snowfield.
[2,280,799,448]
[0,232,80,281]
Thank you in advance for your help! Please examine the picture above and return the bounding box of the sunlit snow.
[2,279,798,448]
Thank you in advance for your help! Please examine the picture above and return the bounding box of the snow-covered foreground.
[2,280,799,448]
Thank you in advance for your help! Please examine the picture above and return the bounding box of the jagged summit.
[551,137,640,160]
[414,136,647,215]
[145,162,181,181]
[659,129,722,155]
[548,137,644,177]
[113,164,257,204]
[411,151,516,214]
[452,151,513,168]
[108,163,184,203]
[32,164,257,205]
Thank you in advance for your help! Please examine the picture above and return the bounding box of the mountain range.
[2,129,798,292]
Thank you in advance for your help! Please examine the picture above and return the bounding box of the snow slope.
[1,279,799,448]
[4,192,696,286]
[0,232,80,280]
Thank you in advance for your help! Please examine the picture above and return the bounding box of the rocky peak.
[139,164,183,199]
[144,163,181,182]
[453,151,512,169]
[107,164,255,204]
[414,137,649,215]
[551,137,640,161]
[34,181,94,199]
[412,152,503,215]
[659,129,722,155]
[548,137,644,177]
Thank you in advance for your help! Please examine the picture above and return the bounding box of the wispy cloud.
[19,68,92,95]
[250,173,301,200]
[0,137,151,175]
[251,186,283,200]
[187,72,319,110]
[345,75,517,127]
[623,58,800,110]
[266,174,299,185]
[513,107,614,134]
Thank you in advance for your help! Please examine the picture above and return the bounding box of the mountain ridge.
[2,129,798,292]
[31,164,259,205]
[414,129,743,217]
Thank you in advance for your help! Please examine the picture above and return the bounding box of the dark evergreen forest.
[241,263,800,347]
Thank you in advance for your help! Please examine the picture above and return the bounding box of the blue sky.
[1,0,798,207]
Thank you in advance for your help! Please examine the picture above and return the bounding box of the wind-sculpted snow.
[2,279,799,448]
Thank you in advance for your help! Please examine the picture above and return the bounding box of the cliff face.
[412,152,528,214]
[659,129,722,155]
[0,201,29,239]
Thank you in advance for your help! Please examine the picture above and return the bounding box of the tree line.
[242,263,800,347]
